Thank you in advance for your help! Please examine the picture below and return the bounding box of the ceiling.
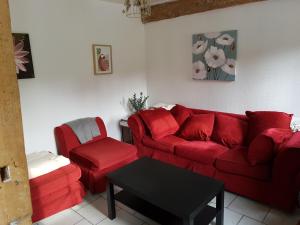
[101,0,176,5]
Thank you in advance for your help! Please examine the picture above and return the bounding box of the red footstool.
[29,163,85,222]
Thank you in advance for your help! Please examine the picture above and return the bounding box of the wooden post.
[0,0,32,224]
[143,0,266,23]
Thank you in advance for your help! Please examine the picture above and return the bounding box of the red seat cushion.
[175,141,228,165]
[170,104,192,127]
[216,147,271,180]
[180,114,215,141]
[142,135,187,153]
[70,137,137,170]
[212,113,248,148]
[246,111,293,143]
[139,108,179,140]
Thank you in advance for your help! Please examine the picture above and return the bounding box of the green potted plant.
[128,92,149,113]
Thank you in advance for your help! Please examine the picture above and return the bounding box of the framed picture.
[92,44,113,75]
[12,33,35,79]
[192,30,237,81]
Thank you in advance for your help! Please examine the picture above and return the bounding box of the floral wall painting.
[92,44,113,75]
[192,30,237,81]
[13,33,35,79]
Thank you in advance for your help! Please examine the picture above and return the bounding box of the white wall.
[9,0,147,154]
[10,0,300,154]
[145,0,300,115]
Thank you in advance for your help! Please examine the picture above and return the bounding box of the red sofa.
[128,105,300,211]
[55,117,137,193]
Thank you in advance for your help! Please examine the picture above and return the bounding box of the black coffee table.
[106,157,224,225]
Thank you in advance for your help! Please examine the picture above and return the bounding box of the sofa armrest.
[54,125,81,158]
[272,132,300,186]
[128,114,146,143]
[296,172,300,191]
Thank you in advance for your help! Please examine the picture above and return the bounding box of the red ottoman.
[30,163,86,222]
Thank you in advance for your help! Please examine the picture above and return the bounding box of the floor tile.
[228,196,270,221]
[225,192,238,207]
[208,201,216,207]
[116,201,136,214]
[224,208,243,225]
[210,191,237,207]
[73,192,102,211]
[97,209,143,225]
[75,219,93,225]
[210,208,243,225]
[76,197,112,224]
[264,208,300,225]
[35,208,83,225]
[238,216,265,225]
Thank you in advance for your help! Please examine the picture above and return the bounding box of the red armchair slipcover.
[55,117,137,193]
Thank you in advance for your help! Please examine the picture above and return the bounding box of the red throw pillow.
[248,134,274,166]
[180,114,215,141]
[139,108,179,140]
[170,104,192,127]
[212,114,248,148]
[246,111,293,143]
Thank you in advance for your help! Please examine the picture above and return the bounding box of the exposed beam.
[143,0,266,23]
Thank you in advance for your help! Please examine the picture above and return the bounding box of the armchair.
[55,117,137,193]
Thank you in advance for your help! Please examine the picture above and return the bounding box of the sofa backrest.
[54,117,107,158]
[128,106,248,143]
[191,108,248,121]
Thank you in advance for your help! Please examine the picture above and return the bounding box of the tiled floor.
[34,188,300,225]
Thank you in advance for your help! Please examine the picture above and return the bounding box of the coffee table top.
[107,157,223,218]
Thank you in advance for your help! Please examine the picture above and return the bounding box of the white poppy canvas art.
[192,30,237,81]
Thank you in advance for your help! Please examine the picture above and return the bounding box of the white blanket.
[27,151,70,180]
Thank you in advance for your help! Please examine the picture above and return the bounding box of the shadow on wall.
[106,117,121,139]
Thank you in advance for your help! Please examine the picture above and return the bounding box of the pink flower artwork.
[14,40,30,74]
[12,33,35,79]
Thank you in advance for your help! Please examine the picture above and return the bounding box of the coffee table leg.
[107,181,116,220]
[216,189,224,225]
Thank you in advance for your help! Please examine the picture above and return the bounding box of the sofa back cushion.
[212,113,248,148]
[246,111,293,143]
[180,113,215,141]
[139,108,179,140]
[170,104,192,127]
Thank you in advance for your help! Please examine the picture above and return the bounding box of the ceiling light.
[123,0,151,18]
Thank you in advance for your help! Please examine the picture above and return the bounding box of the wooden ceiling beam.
[143,0,266,23]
